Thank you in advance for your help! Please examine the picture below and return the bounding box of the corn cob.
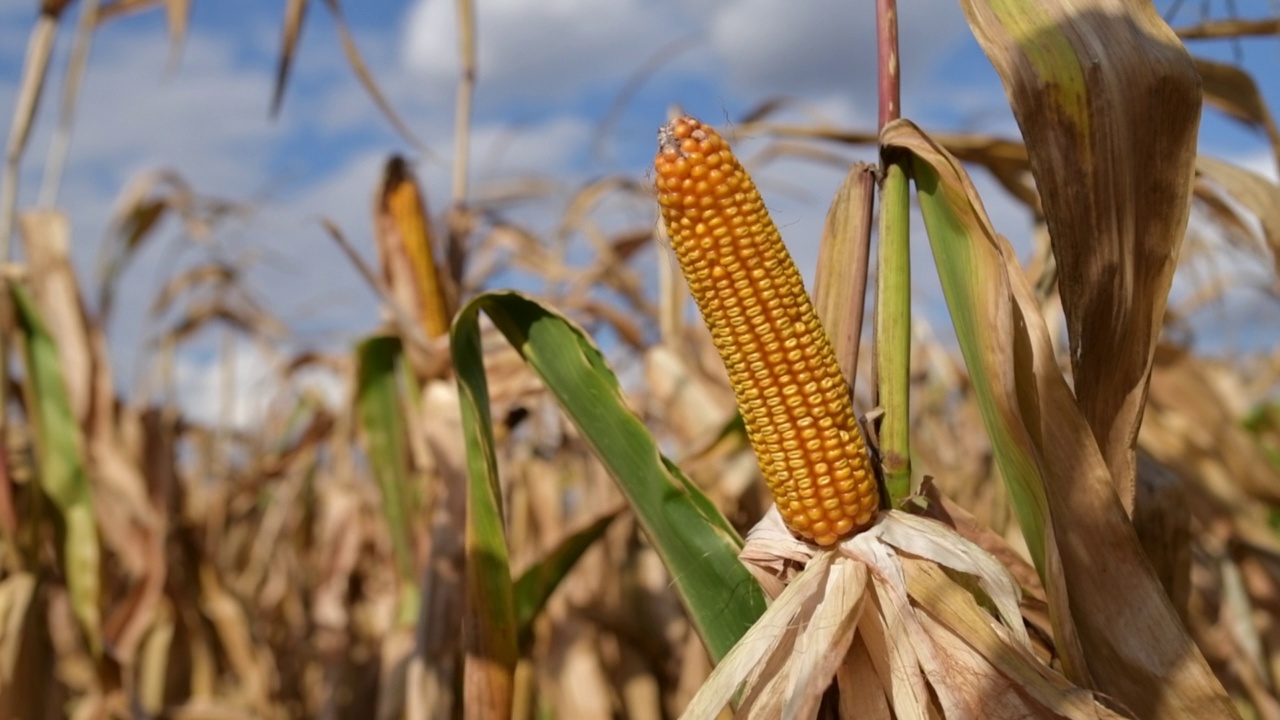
[380,156,452,339]
[654,116,878,546]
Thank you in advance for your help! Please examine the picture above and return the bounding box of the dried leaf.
[677,551,832,719]
[1196,155,1280,279]
[961,0,1202,505]
[784,559,867,720]
[321,0,427,154]
[1175,18,1280,40]
[271,0,309,116]
[882,119,1238,719]
[813,162,876,390]
[1194,57,1280,175]
[164,0,189,68]
[0,573,36,683]
[1,10,59,251]
[835,635,892,719]
[876,512,1027,649]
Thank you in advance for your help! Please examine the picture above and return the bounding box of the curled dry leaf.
[813,162,876,388]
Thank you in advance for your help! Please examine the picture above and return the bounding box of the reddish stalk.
[876,0,901,128]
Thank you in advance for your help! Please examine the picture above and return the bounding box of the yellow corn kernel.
[654,116,878,546]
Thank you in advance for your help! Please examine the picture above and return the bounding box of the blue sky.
[1,0,1278,421]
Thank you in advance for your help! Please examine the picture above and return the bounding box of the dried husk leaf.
[813,162,876,387]
[857,576,931,719]
[902,559,1124,719]
[875,511,1027,648]
[677,551,832,720]
[835,635,892,719]
[784,559,867,720]
[720,509,1102,719]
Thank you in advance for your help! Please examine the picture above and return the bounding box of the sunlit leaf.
[451,291,766,667]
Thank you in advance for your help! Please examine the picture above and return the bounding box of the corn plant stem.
[875,0,912,504]
[451,0,476,208]
[444,0,477,303]
[876,0,901,129]
[875,163,911,503]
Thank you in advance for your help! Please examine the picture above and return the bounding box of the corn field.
[2,0,1280,718]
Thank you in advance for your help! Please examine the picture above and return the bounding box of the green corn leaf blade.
[451,291,766,670]
[513,507,621,650]
[354,334,420,625]
[451,294,518,720]
[11,285,101,657]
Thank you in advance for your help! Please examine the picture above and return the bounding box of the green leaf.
[451,297,521,720]
[451,291,766,666]
[11,285,101,657]
[354,334,420,625]
[513,508,621,649]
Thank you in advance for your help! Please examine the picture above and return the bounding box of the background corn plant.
[1,0,1279,718]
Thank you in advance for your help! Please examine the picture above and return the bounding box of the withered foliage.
[1,2,1280,719]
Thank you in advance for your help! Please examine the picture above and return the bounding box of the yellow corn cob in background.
[379,156,453,340]
[654,116,879,546]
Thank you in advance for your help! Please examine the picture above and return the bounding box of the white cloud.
[51,30,277,193]
[401,0,971,113]
[402,0,707,103]
[171,339,343,430]
[709,0,966,98]
[1236,147,1280,183]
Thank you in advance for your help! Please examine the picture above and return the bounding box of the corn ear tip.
[657,115,714,158]
[657,122,681,155]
